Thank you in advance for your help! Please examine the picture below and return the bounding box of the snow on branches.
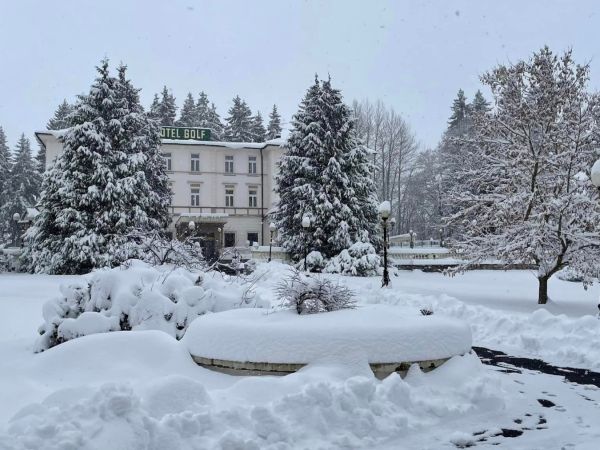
[274,76,380,260]
[275,268,356,315]
[447,47,600,304]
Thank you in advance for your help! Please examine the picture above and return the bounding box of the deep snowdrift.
[0,330,502,450]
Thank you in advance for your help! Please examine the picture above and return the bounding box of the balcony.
[170,206,263,217]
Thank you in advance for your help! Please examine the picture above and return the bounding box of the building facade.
[36,129,283,259]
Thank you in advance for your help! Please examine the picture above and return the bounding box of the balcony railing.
[170,206,263,217]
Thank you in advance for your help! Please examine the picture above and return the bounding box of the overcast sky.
[1,0,599,150]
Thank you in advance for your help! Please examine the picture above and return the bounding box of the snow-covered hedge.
[324,242,381,277]
[35,260,268,352]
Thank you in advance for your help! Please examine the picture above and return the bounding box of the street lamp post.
[590,159,600,317]
[12,213,21,247]
[302,215,311,271]
[409,229,415,248]
[268,222,276,262]
[378,201,391,287]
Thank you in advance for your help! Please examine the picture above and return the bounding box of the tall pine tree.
[251,111,266,142]
[195,91,210,125]
[224,95,253,142]
[206,103,224,141]
[1,134,41,238]
[176,93,197,127]
[267,104,282,139]
[149,86,177,125]
[0,127,13,239]
[274,76,379,259]
[195,92,224,140]
[25,60,170,274]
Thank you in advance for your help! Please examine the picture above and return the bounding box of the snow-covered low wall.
[184,305,472,378]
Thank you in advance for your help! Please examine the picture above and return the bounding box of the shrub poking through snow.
[420,308,434,316]
[275,269,356,314]
[120,230,206,270]
[34,260,268,352]
[324,241,381,277]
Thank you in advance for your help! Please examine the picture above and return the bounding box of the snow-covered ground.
[0,265,599,449]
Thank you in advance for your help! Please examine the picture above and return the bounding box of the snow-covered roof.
[35,129,285,150]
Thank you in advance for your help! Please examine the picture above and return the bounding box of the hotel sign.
[160,126,211,141]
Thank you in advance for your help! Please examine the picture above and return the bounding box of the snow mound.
[184,304,472,364]
[35,260,269,351]
[324,241,381,276]
[1,352,503,450]
[360,282,600,371]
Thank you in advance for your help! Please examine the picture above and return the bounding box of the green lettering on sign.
[160,126,211,141]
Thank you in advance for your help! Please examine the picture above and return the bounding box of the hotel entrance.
[175,215,228,263]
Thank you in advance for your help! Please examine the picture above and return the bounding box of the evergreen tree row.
[148,87,282,142]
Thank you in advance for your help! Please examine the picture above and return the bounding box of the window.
[248,188,258,207]
[224,232,236,248]
[247,232,259,246]
[225,155,234,173]
[190,186,200,206]
[248,156,257,174]
[162,152,172,171]
[191,153,200,172]
[225,187,234,207]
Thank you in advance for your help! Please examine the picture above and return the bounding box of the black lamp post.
[12,213,21,247]
[379,201,391,287]
[590,159,600,317]
[268,222,276,262]
[302,215,310,271]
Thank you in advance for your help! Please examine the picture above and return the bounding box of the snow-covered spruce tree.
[195,91,210,128]
[447,47,600,304]
[224,95,253,142]
[251,111,266,142]
[194,92,223,140]
[149,86,177,125]
[176,93,197,127]
[267,104,282,139]
[25,60,170,274]
[274,76,380,260]
[438,89,491,239]
[0,126,14,240]
[37,100,75,172]
[1,134,41,233]
[206,103,224,140]
[114,64,171,229]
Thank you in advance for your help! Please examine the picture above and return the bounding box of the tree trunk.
[538,276,549,304]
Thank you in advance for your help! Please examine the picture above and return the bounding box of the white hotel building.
[36,129,283,259]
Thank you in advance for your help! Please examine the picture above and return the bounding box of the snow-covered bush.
[556,267,584,283]
[121,230,205,270]
[297,250,325,273]
[275,269,356,314]
[324,241,381,277]
[35,260,268,352]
